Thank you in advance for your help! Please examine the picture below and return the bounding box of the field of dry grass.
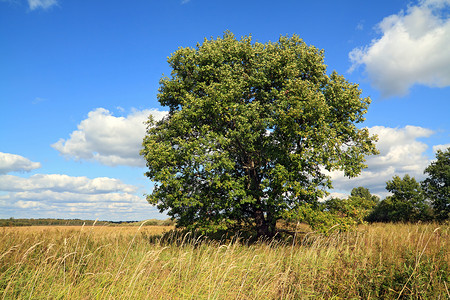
[1,224,175,236]
[1,223,449,299]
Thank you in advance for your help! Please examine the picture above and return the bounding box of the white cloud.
[52,108,168,167]
[28,0,57,10]
[321,192,350,202]
[0,174,137,194]
[0,113,167,220]
[328,125,434,198]
[0,172,160,221]
[349,0,450,97]
[0,152,160,220]
[16,200,43,209]
[3,190,142,203]
[432,143,450,152]
[0,152,41,174]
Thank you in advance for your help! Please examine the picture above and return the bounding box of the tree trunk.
[254,208,276,238]
[248,161,276,238]
[254,208,269,238]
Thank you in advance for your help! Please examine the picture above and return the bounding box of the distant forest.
[0,218,174,227]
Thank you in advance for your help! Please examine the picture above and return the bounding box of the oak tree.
[141,32,378,237]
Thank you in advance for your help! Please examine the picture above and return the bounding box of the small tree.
[141,32,378,237]
[322,187,378,226]
[422,147,450,221]
[350,186,380,204]
[369,175,432,222]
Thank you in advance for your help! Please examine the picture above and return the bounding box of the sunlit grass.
[1,223,449,299]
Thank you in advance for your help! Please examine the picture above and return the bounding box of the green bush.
[283,203,358,234]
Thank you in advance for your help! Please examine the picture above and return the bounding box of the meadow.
[1,223,449,299]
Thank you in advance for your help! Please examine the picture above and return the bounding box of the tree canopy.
[422,147,450,220]
[368,175,432,222]
[141,32,378,237]
[350,186,380,204]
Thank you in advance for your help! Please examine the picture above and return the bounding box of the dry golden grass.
[1,225,174,236]
[1,222,449,299]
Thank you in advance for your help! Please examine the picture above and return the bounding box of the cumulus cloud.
[0,172,159,221]
[0,191,154,220]
[0,152,41,174]
[0,174,137,194]
[349,0,450,97]
[433,143,450,152]
[2,190,142,203]
[52,108,168,167]
[328,125,435,198]
[0,151,160,220]
[28,0,57,10]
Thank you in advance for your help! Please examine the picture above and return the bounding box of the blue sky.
[1,0,449,221]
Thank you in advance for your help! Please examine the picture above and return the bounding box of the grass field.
[1,223,449,299]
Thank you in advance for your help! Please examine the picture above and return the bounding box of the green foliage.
[283,202,358,234]
[326,197,373,224]
[325,187,379,224]
[422,147,450,221]
[350,186,380,204]
[141,31,378,237]
[368,175,433,222]
[284,187,378,233]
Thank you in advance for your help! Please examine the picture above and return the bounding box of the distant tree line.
[285,147,449,232]
[0,218,175,227]
[0,218,109,227]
